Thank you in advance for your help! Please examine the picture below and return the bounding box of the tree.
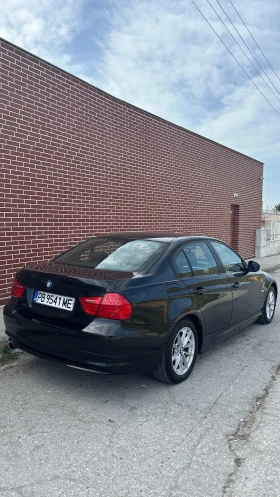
[273,203,280,213]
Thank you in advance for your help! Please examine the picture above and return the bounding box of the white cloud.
[0,0,85,72]
[96,0,229,123]
[93,0,280,202]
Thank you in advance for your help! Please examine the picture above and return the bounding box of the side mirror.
[247,260,260,272]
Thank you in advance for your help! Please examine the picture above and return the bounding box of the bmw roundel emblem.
[46,280,52,289]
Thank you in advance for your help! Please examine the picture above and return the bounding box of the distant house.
[262,213,280,240]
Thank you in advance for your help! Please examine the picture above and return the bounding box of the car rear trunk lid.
[14,262,133,330]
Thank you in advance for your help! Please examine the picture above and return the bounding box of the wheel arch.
[270,282,278,299]
[179,313,204,353]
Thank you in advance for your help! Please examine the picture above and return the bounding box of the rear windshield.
[54,238,167,272]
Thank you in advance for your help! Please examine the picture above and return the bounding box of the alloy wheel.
[172,327,196,376]
[266,290,276,320]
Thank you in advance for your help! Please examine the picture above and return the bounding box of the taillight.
[80,293,131,320]
[97,293,132,320]
[11,278,26,298]
[80,297,102,316]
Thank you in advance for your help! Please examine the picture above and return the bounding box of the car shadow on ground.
[11,316,280,413]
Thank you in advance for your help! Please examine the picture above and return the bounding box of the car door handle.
[193,287,206,295]
[232,282,240,288]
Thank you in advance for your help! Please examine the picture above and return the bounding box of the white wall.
[256,229,280,257]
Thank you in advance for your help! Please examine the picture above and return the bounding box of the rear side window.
[173,250,192,278]
[54,238,167,272]
[210,242,245,272]
[183,242,219,276]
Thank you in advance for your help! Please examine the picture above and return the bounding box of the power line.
[206,0,280,104]
[228,0,280,84]
[189,0,280,117]
[214,0,280,95]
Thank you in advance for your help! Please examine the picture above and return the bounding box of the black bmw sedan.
[4,233,277,384]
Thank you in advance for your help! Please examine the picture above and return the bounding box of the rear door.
[176,241,233,335]
[209,241,262,325]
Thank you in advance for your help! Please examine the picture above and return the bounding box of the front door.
[209,241,262,325]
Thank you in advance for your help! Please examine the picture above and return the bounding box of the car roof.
[96,232,220,243]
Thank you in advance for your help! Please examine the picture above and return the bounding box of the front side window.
[183,242,219,276]
[54,238,167,272]
[210,242,244,273]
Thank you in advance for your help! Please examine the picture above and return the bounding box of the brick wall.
[0,39,263,305]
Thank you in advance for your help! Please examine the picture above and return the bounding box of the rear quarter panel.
[111,275,204,328]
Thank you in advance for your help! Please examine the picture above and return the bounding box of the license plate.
[33,291,75,311]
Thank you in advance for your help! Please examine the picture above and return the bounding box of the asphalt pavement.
[0,266,280,497]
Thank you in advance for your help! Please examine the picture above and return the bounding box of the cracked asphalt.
[1,271,280,497]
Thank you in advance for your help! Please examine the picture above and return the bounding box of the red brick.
[0,39,263,304]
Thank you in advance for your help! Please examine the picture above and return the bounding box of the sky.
[1,0,280,207]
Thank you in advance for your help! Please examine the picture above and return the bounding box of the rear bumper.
[4,311,167,375]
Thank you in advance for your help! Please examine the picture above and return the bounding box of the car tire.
[257,286,277,324]
[152,319,198,384]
